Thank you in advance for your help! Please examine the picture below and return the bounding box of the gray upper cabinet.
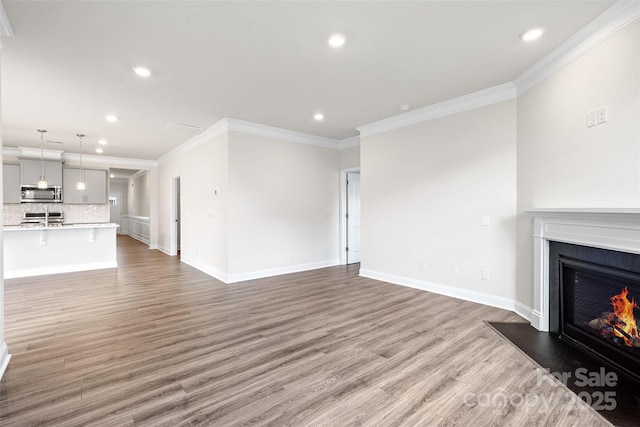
[3,164,21,203]
[63,168,107,204]
[20,159,63,187]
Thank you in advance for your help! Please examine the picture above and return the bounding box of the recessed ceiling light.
[105,115,119,122]
[133,66,151,77]
[400,105,410,112]
[109,174,115,178]
[328,34,345,48]
[520,28,545,42]
[98,139,108,145]
[313,113,325,121]
[95,148,104,154]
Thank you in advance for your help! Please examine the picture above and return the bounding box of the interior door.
[176,177,181,251]
[171,176,182,256]
[346,172,361,264]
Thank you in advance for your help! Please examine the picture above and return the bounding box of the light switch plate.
[597,105,608,124]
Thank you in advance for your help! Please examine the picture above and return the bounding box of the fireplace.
[529,209,640,333]
[549,241,640,382]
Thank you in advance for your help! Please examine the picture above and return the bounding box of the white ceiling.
[1,0,615,160]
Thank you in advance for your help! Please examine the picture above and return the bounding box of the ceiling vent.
[163,122,203,136]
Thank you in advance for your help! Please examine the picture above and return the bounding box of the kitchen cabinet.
[20,159,63,187]
[3,164,21,203]
[63,168,107,204]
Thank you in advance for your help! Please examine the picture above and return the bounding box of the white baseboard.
[127,231,150,245]
[156,244,172,256]
[514,301,534,323]
[0,342,12,381]
[4,261,118,279]
[148,244,158,250]
[529,310,547,332]
[227,259,340,283]
[180,257,341,285]
[359,268,522,314]
[180,256,229,283]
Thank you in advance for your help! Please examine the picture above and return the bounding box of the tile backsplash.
[3,203,109,225]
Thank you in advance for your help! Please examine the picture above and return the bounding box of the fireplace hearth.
[550,241,640,383]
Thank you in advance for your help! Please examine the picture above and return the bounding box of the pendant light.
[36,129,48,189]
[76,133,86,190]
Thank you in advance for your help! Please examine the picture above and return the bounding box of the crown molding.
[158,117,345,165]
[0,2,14,38]
[357,82,516,138]
[514,0,640,95]
[157,118,228,164]
[62,152,157,170]
[2,147,20,159]
[225,118,341,149]
[3,146,156,169]
[338,136,360,150]
[17,146,64,161]
[130,169,149,180]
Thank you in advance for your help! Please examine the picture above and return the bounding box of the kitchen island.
[4,223,119,279]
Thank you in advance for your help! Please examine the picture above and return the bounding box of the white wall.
[128,171,150,217]
[157,132,229,278]
[339,145,360,170]
[360,99,518,307]
[156,126,341,282]
[0,49,9,380]
[227,131,340,279]
[515,19,640,309]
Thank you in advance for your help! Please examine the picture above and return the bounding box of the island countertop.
[3,223,119,231]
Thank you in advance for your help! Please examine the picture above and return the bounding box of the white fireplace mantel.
[528,208,640,332]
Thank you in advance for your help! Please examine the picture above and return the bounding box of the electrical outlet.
[481,269,490,281]
[419,260,427,271]
[451,265,459,276]
[481,215,490,227]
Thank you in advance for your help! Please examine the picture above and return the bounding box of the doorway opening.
[340,169,361,265]
[109,191,123,234]
[170,176,182,257]
[109,168,150,245]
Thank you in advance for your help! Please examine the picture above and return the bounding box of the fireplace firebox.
[550,242,640,383]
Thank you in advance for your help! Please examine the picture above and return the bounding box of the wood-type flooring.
[0,236,610,426]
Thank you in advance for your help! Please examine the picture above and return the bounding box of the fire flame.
[606,287,639,346]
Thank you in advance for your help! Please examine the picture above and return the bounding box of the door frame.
[109,191,123,234]
[169,176,181,256]
[339,167,360,265]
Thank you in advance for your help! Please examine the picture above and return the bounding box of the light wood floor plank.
[0,236,611,426]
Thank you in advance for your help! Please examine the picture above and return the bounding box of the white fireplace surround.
[530,208,640,332]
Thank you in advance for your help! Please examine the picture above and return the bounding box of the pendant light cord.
[37,129,47,186]
[77,133,86,190]
[41,136,45,179]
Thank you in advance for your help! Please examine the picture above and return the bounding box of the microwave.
[20,185,63,203]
